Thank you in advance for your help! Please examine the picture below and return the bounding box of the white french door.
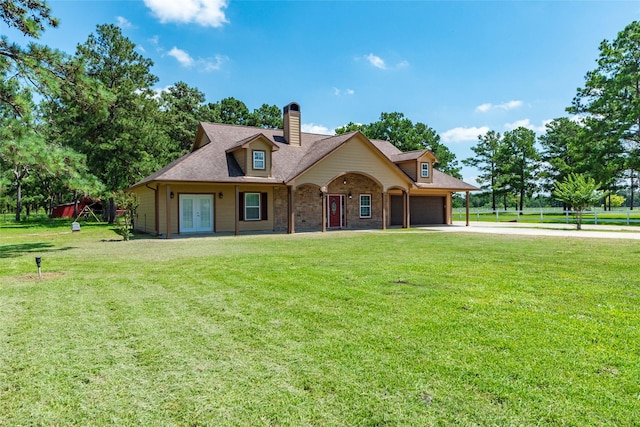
[179,194,214,233]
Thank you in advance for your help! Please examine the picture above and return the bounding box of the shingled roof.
[132,122,478,192]
[416,169,478,191]
[388,149,437,163]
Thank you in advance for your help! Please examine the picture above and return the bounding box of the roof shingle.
[131,122,478,192]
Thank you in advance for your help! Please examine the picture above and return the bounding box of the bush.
[112,191,138,241]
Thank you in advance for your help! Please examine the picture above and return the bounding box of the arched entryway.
[326,173,383,230]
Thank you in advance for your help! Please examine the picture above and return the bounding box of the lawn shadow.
[0,242,75,258]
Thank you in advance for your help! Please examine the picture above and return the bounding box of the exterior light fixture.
[219,192,224,199]
[35,256,42,278]
[348,191,352,199]
[343,178,347,185]
[170,192,175,199]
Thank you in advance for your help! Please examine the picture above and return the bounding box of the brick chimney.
[283,102,301,146]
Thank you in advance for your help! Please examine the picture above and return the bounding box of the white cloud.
[116,16,133,29]
[363,53,408,70]
[202,55,228,71]
[152,85,173,100]
[333,87,355,96]
[144,0,229,28]
[502,100,523,110]
[365,54,386,69]
[168,47,227,71]
[475,103,492,113]
[302,123,333,135]
[504,118,552,133]
[441,126,490,143]
[168,47,194,67]
[475,100,523,113]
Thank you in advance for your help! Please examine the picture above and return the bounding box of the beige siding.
[397,160,417,181]
[154,183,226,235]
[232,150,246,173]
[396,155,434,184]
[284,112,301,146]
[238,185,274,232]
[296,135,409,191]
[417,153,435,184]
[215,187,236,232]
[417,160,433,184]
[288,116,300,146]
[178,183,236,233]
[156,183,178,236]
[152,183,278,235]
[246,140,272,178]
[132,185,157,234]
[193,130,210,150]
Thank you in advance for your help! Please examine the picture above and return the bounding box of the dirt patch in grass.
[11,272,65,281]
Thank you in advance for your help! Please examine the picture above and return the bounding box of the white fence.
[453,208,640,226]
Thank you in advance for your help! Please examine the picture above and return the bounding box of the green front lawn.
[1,222,639,425]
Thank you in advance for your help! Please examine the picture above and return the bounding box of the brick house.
[130,102,477,237]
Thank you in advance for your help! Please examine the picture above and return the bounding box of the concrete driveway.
[423,221,640,240]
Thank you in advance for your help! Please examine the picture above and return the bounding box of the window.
[244,193,261,220]
[253,150,265,170]
[360,194,371,218]
[421,162,430,178]
[239,192,268,221]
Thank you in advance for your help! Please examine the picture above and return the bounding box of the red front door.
[328,195,342,228]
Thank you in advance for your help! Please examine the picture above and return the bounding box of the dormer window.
[253,150,265,170]
[421,162,430,178]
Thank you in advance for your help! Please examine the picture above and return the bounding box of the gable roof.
[225,133,280,153]
[389,149,438,163]
[131,122,478,191]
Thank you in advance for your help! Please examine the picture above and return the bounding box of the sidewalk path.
[422,221,640,240]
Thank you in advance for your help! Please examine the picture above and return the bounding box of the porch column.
[166,184,172,239]
[288,186,295,234]
[465,191,470,226]
[153,184,159,234]
[381,191,387,230]
[234,185,239,236]
[403,190,410,229]
[321,191,327,232]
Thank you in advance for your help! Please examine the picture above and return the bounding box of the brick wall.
[327,173,383,229]
[273,186,289,232]
[278,174,386,233]
[295,184,323,231]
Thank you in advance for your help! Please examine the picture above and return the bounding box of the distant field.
[1,220,639,425]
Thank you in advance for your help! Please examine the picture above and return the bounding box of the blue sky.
[5,0,640,184]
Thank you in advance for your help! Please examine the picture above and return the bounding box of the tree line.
[0,2,285,221]
[465,21,640,212]
[1,1,639,220]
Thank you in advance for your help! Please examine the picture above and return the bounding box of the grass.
[1,221,639,425]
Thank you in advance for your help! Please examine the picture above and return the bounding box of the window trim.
[421,162,430,178]
[252,150,266,170]
[359,194,372,219]
[244,192,261,221]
